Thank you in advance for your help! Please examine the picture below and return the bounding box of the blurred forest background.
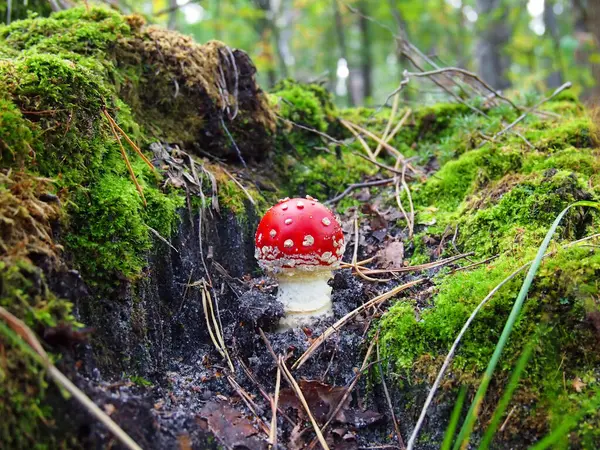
[3,0,600,106]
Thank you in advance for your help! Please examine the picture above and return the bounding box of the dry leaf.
[376,240,404,269]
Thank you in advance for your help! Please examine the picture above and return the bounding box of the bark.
[584,0,600,99]
[543,0,564,87]
[358,0,373,104]
[475,0,511,90]
[333,0,355,106]
[167,0,177,30]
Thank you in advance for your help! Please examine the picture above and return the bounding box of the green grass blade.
[441,386,468,450]
[478,341,535,450]
[453,201,599,450]
[529,391,600,450]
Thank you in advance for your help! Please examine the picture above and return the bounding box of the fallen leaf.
[376,240,404,269]
[198,401,267,449]
[279,380,382,427]
[572,377,587,393]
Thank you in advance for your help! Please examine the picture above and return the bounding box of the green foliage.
[0,259,77,449]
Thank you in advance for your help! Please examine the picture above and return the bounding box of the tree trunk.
[167,0,177,30]
[584,0,600,99]
[475,0,511,90]
[333,0,355,106]
[543,0,564,88]
[358,0,373,104]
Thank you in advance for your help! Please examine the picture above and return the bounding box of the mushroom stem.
[275,270,334,330]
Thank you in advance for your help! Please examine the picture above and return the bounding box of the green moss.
[0,259,78,449]
[381,246,600,443]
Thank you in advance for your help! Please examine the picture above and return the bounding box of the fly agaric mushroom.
[255,196,345,329]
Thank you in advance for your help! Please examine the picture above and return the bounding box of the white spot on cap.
[279,197,290,202]
[296,201,305,209]
[257,233,263,243]
[303,235,315,247]
[284,239,294,248]
[270,229,277,238]
[281,203,289,210]
[285,218,293,225]
[322,217,331,226]
[306,195,318,201]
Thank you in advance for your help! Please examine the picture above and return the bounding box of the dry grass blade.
[381,109,412,150]
[293,278,424,370]
[105,113,156,172]
[374,93,399,158]
[357,252,472,275]
[307,334,378,450]
[200,281,235,372]
[394,157,415,238]
[279,356,330,450]
[341,119,376,161]
[0,306,143,450]
[377,339,405,449]
[222,168,256,206]
[227,375,271,435]
[102,109,146,206]
[269,366,282,448]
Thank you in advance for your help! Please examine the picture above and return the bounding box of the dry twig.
[0,306,143,450]
[293,278,424,370]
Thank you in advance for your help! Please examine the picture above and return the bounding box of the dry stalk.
[227,375,271,435]
[380,109,412,151]
[307,333,379,450]
[0,306,143,450]
[102,109,146,206]
[200,281,235,372]
[341,119,376,161]
[293,278,424,370]
[222,168,256,206]
[374,93,400,157]
[355,252,472,276]
[278,356,330,450]
[376,340,405,449]
[105,113,156,172]
[394,156,415,238]
[269,366,282,448]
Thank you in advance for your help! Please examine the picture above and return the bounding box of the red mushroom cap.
[255,196,345,271]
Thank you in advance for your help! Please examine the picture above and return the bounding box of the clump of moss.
[378,93,600,445]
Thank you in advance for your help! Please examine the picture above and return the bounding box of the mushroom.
[255,196,346,329]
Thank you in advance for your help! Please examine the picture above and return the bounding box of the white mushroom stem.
[275,269,334,330]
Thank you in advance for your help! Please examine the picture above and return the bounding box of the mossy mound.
[373,95,600,446]
[0,7,274,446]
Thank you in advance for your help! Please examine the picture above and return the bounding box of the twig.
[0,307,143,450]
[307,334,378,450]
[343,252,473,275]
[351,151,406,175]
[341,119,376,161]
[351,217,390,283]
[106,114,156,173]
[269,366,281,449]
[199,281,235,372]
[275,113,345,145]
[374,93,400,157]
[377,109,412,156]
[377,340,405,449]
[222,168,256,206]
[146,225,179,253]
[325,178,395,205]
[404,68,521,112]
[102,109,146,206]
[486,82,572,144]
[293,278,424,370]
[227,375,271,435]
[278,356,330,450]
